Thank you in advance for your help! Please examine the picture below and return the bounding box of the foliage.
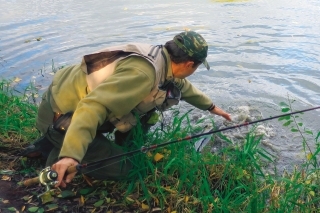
[0,79,40,148]
[0,80,319,212]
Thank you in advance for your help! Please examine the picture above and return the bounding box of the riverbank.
[0,79,319,213]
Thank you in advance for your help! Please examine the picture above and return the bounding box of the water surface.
[1,0,319,171]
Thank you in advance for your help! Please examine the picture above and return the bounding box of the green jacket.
[50,47,213,162]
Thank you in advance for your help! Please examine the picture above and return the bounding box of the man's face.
[172,61,200,79]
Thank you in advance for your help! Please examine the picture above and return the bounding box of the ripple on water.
[0,0,319,170]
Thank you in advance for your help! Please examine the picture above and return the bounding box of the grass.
[0,79,319,213]
[0,79,40,150]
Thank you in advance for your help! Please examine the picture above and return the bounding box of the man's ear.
[185,61,194,68]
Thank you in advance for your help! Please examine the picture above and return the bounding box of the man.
[23,31,231,188]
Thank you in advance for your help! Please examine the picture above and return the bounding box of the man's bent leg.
[81,133,132,179]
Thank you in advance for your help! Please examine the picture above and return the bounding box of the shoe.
[21,136,54,159]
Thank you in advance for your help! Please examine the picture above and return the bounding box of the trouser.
[36,87,132,180]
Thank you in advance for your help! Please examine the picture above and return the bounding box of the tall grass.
[0,79,40,147]
[112,106,319,212]
[1,79,319,212]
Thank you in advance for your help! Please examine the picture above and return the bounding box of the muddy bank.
[0,180,28,212]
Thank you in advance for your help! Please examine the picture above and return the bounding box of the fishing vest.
[80,43,176,132]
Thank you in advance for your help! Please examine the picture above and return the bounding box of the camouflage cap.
[173,31,210,70]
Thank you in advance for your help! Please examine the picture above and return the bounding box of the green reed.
[1,78,319,212]
[0,79,40,147]
[121,105,319,212]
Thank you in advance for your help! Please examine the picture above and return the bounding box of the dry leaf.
[153,197,159,205]
[82,174,93,186]
[154,153,164,162]
[141,203,149,210]
[106,197,111,203]
[126,197,134,202]
[28,198,33,203]
[14,77,22,82]
[151,207,162,212]
[1,175,11,181]
[147,151,152,157]
[163,186,177,194]
[307,153,312,160]
[79,195,85,206]
[163,149,171,154]
[135,199,141,205]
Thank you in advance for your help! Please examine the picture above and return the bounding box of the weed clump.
[0,79,319,213]
[0,79,40,150]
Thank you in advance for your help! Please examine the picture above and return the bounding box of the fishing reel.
[37,167,59,204]
[38,166,58,187]
[20,165,78,204]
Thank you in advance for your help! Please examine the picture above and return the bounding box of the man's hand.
[221,113,232,121]
[209,105,232,121]
[51,157,79,188]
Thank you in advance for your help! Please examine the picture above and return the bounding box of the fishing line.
[21,106,320,186]
[65,106,320,174]
[66,105,320,174]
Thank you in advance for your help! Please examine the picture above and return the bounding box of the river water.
[0,0,319,172]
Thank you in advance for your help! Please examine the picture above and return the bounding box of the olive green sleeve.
[59,56,155,162]
[174,78,213,110]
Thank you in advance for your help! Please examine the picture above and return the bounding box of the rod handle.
[66,165,78,174]
[18,165,78,187]
[18,177,40,187]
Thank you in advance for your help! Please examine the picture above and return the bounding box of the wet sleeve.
[174,78,213,110]
[59,56,155,162]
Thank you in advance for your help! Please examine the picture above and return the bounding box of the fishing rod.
[20,106,320,188]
